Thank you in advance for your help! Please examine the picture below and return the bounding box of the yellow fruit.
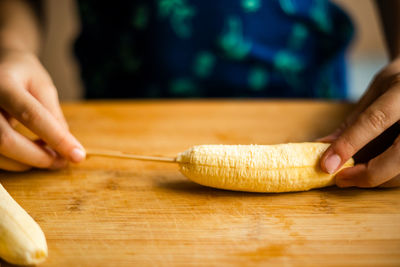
[0,184,47,265]
[177,142,354,192]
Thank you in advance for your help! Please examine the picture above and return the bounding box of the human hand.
[0,49,85,171]
[319,58,400,188]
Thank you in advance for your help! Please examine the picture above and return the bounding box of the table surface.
[1,100,399,267]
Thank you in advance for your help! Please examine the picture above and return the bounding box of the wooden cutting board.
[1,100,399,266]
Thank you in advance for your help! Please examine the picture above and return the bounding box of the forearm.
[0,0,42,54]
[375,0,400,60]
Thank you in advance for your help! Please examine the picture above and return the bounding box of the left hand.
[319,57,400,188]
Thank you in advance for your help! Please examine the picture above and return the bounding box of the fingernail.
[324,153,341,174]
[70,148,86,163]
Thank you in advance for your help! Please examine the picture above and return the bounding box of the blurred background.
[40,0,388,102]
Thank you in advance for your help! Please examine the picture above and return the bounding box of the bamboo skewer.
[86,149,177,163]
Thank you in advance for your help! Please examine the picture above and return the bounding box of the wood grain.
[1,100,399,267]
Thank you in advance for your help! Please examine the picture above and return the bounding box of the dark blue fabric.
[74,0,354,99]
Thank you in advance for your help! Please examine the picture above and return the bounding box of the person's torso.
[74,0,354,99]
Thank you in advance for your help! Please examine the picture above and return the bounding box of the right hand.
[0,49,85,171]
[318,58,400,188]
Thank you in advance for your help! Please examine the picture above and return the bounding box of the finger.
[0,83,85,163]
[343,72,400,126]
[8,117,18,128]
[28,80,69,130]
[0,113,59,168]
[317,75,393,144]
[37,141,69,169]
[32,139,68,169]
[380,175,400,188]
[0,154,31,172]
[1,110,19,128]
[321,84,400,174]
[335,164,368,188]
[335,137,400,188]
[343,75,388,125]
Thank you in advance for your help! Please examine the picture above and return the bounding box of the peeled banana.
[0,183,48,265]
[177,142,354,192]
